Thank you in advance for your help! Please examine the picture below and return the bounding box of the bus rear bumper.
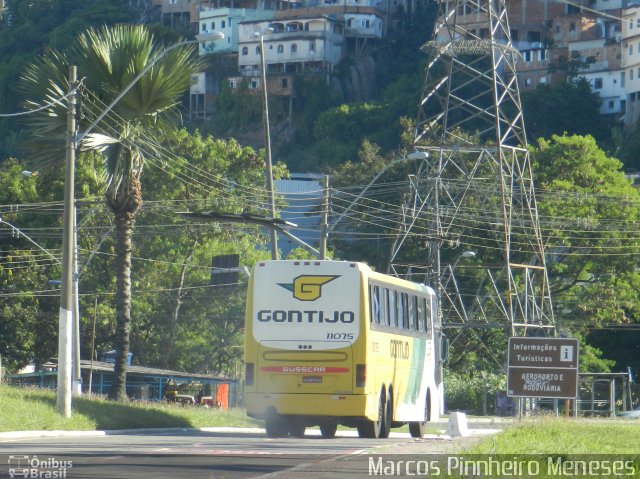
[245,392,369,419]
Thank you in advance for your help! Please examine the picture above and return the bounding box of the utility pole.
[57,65,77,418]
[72,210,82,396]
[256,29,279,260]
[320,175,329,259]
[88,296,97,398]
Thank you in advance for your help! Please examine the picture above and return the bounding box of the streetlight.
[254,27,279,260]
[446,250,476,284]
[330,149,429,233]
[439,250,477,326]
[459,250,476,261]
[56,31,225,417]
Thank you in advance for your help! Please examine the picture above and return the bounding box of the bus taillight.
[356,364,366,387]
[245,363,255,386]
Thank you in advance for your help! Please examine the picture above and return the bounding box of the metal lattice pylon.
[389,0,554,334]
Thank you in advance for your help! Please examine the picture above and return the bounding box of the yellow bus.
[244,260,443,438]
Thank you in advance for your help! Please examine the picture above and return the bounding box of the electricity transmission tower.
[388,0,554,335]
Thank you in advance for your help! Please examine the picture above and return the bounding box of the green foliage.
[121,128,271,373]
[548,51,597,78]
[278,1,434,172]
[0,159,59,369]
[469,418,640,454]
[533,135,640,332]
[375,2,437,86]
[290,76,341,144]
[587,328,640,375]
[0,125,277,376]
[617,121,640,171]
[444,370,506,415]
[206,80,264,137]
[522,79,612,146]
[0,153,110,371]
[531,134,640,376]
[0,0,136,158]
[576,336,616,373]
[329,140,409,269]
[19,23,206,400]
[308,103,390,169]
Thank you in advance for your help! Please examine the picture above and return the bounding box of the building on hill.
[622,6,640,128]
[435,0,636,127]
[238,16,346,75]
[198,7,274,54]
[184,0,639,127]
[188,0,388,119]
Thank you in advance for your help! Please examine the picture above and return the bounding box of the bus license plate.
[302,376,322,384]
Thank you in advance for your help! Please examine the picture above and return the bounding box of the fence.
[6,367,238,407]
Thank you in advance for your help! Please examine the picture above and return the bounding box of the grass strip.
[0,384,260,432]
[467,417,640,454]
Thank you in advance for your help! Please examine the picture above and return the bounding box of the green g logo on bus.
[278,275,339,301]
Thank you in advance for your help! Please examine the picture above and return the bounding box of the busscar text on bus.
[244,260,446,438]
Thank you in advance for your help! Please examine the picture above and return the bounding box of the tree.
[19,24,202,401]
[127,128,270,374]
[521,79,612,146]
[0,155,107,371]
[0,159,52,369]
[0,0,137,158]
[617,121,640,171]
[532,134,640,340]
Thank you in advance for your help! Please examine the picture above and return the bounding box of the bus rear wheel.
[408,419,426,438]
[409,394,430,438]
[357,391,387,438]
[287,420,306,438]
[380,394,392,439]
[320,422,338,439]
[265,417,288,438]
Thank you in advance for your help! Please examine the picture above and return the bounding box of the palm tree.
[20,24,202,401]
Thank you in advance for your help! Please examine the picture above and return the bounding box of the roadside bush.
[444,370,505,415]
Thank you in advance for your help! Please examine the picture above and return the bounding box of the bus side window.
[418,297,427,333]
[389,290,397,328]
[409,295,418,331]
[371,285,381,324]
[385,288,392,327]
[425,297,432,334]
[400,292,409,330]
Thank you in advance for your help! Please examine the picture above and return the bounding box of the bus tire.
[409,393,430,438]
[408,419,425,438]
[357,390,386,438]
[265,417,288,438]
[287,419,306,438]
[380,393,392,439]
[320,423,338,439]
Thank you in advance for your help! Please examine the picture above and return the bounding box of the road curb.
[0,426,501,441]
[0,427,195,440]
[0,426,276,441]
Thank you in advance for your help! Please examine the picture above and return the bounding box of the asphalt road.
[0,424,503,479]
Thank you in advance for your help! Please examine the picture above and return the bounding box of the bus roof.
[253,260,436,295]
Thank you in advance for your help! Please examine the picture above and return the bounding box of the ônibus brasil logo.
[278,275,339,301]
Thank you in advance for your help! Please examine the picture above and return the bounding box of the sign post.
[507,337,579,400]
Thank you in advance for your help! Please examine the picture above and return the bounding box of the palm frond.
[19,23,202,187]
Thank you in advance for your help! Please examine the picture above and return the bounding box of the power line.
[0,82,84,118]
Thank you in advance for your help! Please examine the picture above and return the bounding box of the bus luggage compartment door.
[256,346,354,395]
